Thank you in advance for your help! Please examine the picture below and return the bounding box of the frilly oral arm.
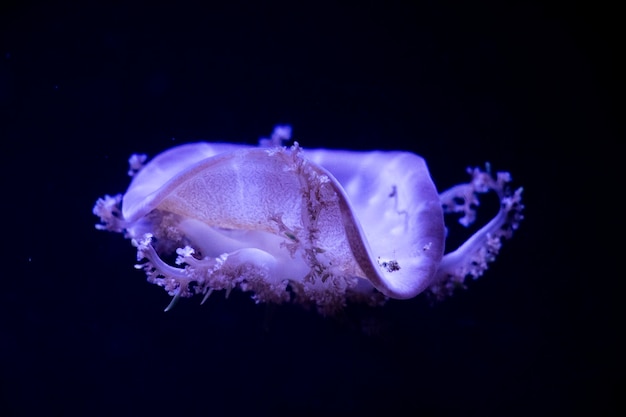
[92,194,126,233]
[430,166,524,298]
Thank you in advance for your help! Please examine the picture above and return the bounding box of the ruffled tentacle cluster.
[430,165,524,298]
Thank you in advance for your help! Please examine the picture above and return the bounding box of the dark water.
[1,1,618,416]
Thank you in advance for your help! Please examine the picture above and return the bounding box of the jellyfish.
[93,126,523,314]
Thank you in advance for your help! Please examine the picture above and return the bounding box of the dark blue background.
[1,1,619,416]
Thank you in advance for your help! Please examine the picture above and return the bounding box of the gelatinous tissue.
[93,126,523,314]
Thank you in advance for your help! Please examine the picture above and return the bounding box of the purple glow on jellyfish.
[93,126,523,314]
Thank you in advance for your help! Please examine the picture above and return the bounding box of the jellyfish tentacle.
[431,167,524,298]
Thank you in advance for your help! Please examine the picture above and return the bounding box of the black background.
[0,1,620,416]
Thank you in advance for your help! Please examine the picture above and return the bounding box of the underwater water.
[0,1,618,416]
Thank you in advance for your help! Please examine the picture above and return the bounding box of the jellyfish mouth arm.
[430,167,524,298]
[131,232,292,310]
[93,194,127,233]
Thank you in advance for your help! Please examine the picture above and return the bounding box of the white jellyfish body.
[94,126,523,314]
